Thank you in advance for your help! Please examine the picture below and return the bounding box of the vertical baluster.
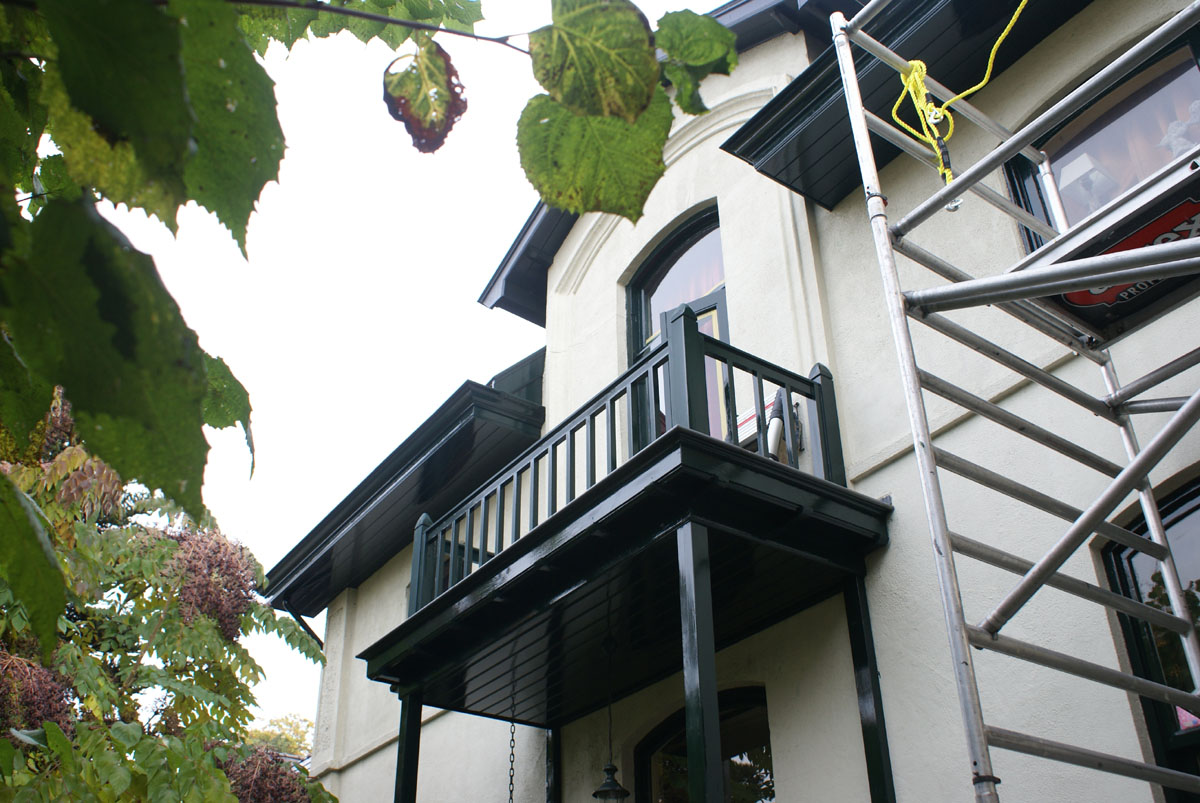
[464,505,476,578]
[625,379,638,458]
[512,472,523,544]
[496,481,507,556]
[607,396,618,472]
[565,425,576,504]
[723,359,738,443]
[449,517,463,586]
[753,373,768,457]
[548,442,558,517]
[433,525,447,596]
[529,457,540,532]
[479,492,491,564]
[782,384,799,468]
[586,413,597,490]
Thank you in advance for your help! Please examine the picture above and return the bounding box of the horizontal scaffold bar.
[1106,346,1200,407]
[905,238,1200,314]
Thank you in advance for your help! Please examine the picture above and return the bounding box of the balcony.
[358,304,892,800]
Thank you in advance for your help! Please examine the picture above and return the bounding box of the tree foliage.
[0,2,737,793]
[0,401,331,801]
[247,714,314,756]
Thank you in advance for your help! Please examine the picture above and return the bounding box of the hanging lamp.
[592,587,630,800]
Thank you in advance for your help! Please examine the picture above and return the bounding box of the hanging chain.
[508,650,517,803]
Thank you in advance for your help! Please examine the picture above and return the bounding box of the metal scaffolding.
[831,2,1200,800]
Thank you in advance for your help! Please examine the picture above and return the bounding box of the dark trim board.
[266,381,544,616]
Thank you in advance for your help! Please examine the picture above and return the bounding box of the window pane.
[645,228,725,340]
[1046,47,1200,224]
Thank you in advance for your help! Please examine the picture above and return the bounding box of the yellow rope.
[890,0,1029,185]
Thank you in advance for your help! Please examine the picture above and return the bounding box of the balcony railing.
[407,304,847,614]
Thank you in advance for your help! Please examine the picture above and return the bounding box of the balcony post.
[807,363,847,486]
[394,689,422,803]
[676,519,723,803]
[665,304,711,435]
[409,513,433,614]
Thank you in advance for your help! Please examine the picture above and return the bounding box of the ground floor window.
[1105,478,1200,799]
[634,687,774,803]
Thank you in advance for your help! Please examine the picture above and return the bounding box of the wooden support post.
[409,514,433,615]
[808,363,847,486]
[394,690,422,803]
[545,727,562,803]
[844,576,897,803]
[666,305,711,435]
[676,520,723,803]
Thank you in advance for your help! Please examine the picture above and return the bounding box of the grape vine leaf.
[529,0,659,124]
[39,0,190,211]
[0,201,209,518]
[517,87,672,221]
[656,10,738,115]
[169,0,285,253]
[383,35,467,153]
[203,354,255,472]
[0,474,65,661]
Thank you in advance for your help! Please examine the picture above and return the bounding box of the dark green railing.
[407,304,846,614]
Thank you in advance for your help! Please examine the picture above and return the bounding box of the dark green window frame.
[1103,478,1200,803]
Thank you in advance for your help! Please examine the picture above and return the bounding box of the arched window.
[1105,478,1200,796]
[633,687,775,803]
[628,208,726,356]
[627,208,730,440]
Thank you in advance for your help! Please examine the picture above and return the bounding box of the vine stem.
[231,0,530,55]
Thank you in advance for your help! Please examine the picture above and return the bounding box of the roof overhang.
[265,382,544,616]
[721,0,1094,210]
[479,0,858,328]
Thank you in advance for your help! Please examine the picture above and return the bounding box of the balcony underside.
[359,427,891,730]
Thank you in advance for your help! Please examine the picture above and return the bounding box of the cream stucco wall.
[311,2,1200,800]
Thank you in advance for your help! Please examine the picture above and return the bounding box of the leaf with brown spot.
[383,36,466,153]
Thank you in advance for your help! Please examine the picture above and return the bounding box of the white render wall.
[311,1,1200,800]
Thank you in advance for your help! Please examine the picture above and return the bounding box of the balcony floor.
[359,427,891,729]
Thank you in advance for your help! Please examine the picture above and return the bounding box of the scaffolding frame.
[831,2,1200,800]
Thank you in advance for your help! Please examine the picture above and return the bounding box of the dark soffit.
[721,0,1094,210]
[358,427,892,729]
[265,382,544,617]
[477,0,844,329]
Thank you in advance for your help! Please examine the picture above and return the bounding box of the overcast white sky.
[102,2,700,729]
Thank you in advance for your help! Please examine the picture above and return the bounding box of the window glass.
[1045,47,1200,224]
[635,689,775,803]
[642,228,725,345]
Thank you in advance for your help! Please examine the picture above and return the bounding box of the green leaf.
[169,0,285,253]
[529,0,658,124]
[39,0,190,205]
[42,65,184,229]
[0,475,64,660]
[309,0,385,44]
[0,201,210,517]
[42,722,76,771]
[517,88,672,221]
[236,6,319,55]
[656,11,737,116]
[202,354,254,471]
[0,737,15,780]
[383,36,467,153]
[36,154,83,205]
[656,10,736,72]
[109,721,143,751]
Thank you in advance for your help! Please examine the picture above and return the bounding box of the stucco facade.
[288,1,1200,800]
